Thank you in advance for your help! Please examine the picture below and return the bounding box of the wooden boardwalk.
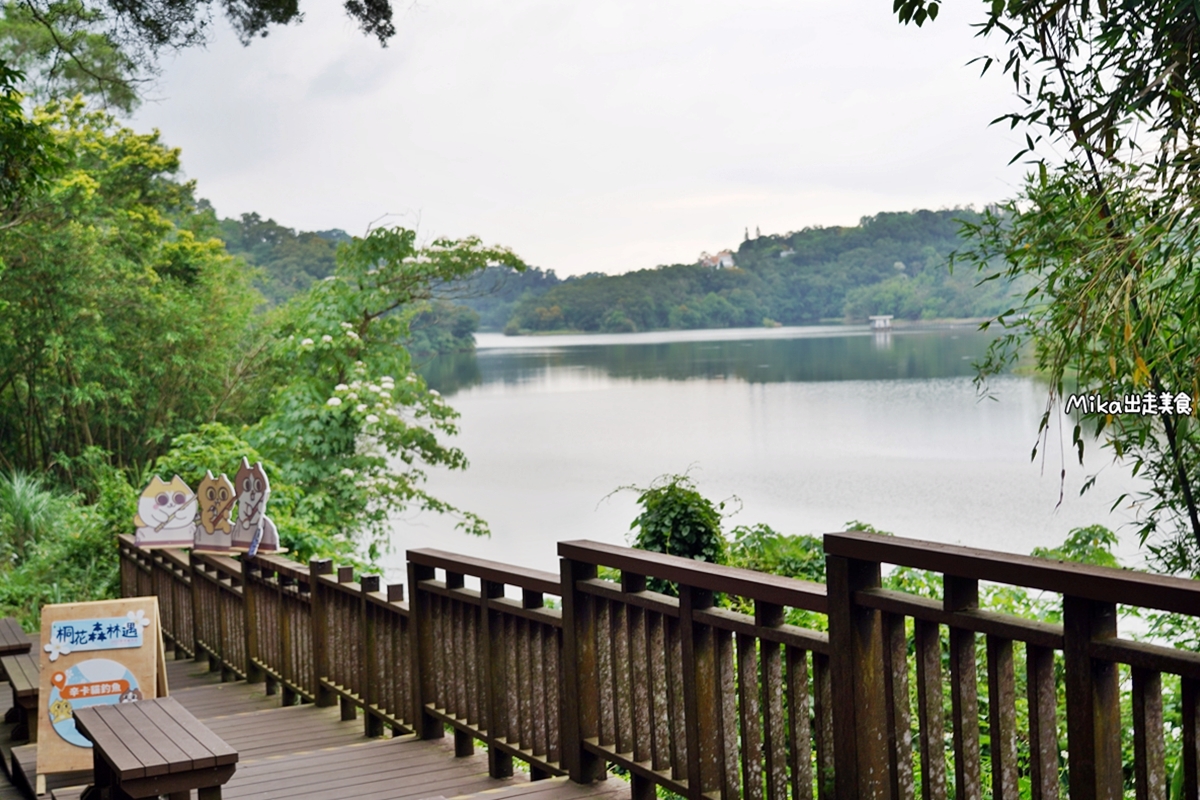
[2,656,631,800]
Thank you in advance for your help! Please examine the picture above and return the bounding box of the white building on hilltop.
[698,250,736,269]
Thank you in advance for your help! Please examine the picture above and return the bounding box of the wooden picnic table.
[73,696,238,800]
[1,651,38,741]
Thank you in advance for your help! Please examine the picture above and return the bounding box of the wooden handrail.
[826,530,1200,613]
[408,548,560,595]
[560,539,828,612]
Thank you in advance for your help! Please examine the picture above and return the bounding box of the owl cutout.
[230,458,280,556]
[133,475,197,547]
[193,471,235,552]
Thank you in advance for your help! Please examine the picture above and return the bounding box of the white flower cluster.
[326,368,413,428]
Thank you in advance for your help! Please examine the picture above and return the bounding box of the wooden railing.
[118,539,194,657]
[825,531,1200,800]
[190,551,245,681]
[409,548,564,779]
[559,540,832,800]
[243,553,318,705]
[118,531,1200,800]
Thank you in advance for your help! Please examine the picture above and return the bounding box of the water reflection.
[420,327,999,396]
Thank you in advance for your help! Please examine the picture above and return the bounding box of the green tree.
[0,59,63,225]
[896,1,1200,572]
[0,1,140,111]
[0,99,259,475]
[249,226,526,557]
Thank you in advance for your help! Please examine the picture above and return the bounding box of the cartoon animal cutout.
[230,459,279,556]
[49,698,73,724]
[193,471,235,552]
[133,475,197,547]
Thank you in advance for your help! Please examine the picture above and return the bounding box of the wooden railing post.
[945,576,981,800]
[408,559,442,740]
[560,556,604,784]
[1064,595,1122,800]
[310,559,335,707]
[189,553,206,665]
[441,570,474,756]
[361,574,384,738]
[826,554,889,800]
[335,566,357,720]
[681,584,716,800]
[480,578,513,778]
[279,572,297,704]
[242,559,264,684]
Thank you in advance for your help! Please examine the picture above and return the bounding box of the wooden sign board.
[36,597,167,789]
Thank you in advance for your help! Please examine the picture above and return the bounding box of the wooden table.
[1,651,38,741]
[73,696,238,800]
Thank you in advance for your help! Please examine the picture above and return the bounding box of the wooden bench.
[0,617,31,659]
[0,651,38,741]
[0,616,32,726]
[73,696,238,800]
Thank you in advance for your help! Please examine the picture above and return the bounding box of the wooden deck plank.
[167,675,287,719]
[165,659,229,691]
[202,706,366,757]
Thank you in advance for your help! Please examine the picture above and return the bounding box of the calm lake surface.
[381,325,1148,582]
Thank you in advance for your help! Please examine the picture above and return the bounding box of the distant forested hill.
[216,210,350,305]
[505,209,1020,334]
[212,207,1019,343]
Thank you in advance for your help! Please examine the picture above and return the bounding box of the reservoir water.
[381,324,1148,582]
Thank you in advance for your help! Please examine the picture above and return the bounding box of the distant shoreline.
[471,319,996,351]
[484,317,992,338]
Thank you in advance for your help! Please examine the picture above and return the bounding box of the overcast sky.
[131,0,1028,276]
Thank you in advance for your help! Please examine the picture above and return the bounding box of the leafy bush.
[0,472,118,628]
[625,473,727,594]
[726,523,824,583]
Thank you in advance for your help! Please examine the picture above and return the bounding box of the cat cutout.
[230,458,279,556]
[193,471,235,552]
[133,475,197,547]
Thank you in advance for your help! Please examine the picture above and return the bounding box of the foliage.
[217,211,346,306]
[0,471,117,628]
[249,225,526,557]
[5,0,397,111]
[1030,523,1120,568]
[624,473,727,594]
[0,470,71,562]
[895,1,1200,573]
[216,212,478,358]
[0,1,140,111]
[725,523,824,583]
[0,100,261,475]
[452,265,562,331]
[0,58,63,225]
[406,301,479,359]
[506,210,1016,333]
